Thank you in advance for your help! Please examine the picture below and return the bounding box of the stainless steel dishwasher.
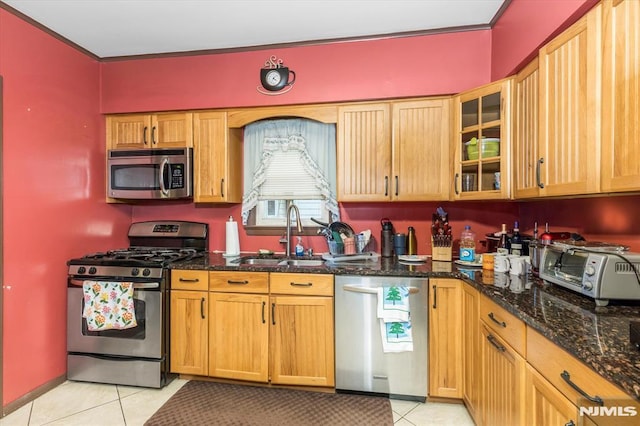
[334,275,428,401]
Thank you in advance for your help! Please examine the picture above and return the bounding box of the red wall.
[491,0,600,79]
[100,30,492,113]
[0,10,132,406]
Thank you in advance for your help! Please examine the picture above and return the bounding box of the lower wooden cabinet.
[170,270,209,376]
[270,295,334,386]
[269,273,334,387]
[428,279,463,398]
[461,283,480,423]
[525,364,578,426]
[480,322,526,426]
[209,292,269,382]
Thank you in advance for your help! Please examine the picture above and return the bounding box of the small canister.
[394,233,406,256]
[482,253,495,270]
[343,237,356,255]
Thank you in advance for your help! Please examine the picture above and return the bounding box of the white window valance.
[241,118,339,225]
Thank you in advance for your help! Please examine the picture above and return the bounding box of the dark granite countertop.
[172,252,640,401]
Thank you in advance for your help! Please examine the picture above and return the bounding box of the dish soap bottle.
[459,225,476,262]
[295,236,304,257]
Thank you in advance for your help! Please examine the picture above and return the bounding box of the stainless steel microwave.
[107,148,193,199]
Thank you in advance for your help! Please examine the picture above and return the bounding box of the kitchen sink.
[277,259,325,267]
[235,258,282,266]
[232,257,325,267]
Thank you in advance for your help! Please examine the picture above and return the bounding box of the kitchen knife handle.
[384,176,389,197]
[560,370,603,405]
[454,173,460,195]
[536,157,545,188]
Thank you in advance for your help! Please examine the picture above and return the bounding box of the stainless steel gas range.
[66,221,208,388]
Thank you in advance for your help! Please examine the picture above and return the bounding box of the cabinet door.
[462,283,480,423]
[481,323,525,426]
[392,99,451,201]
[513,58,541,199]
[106,114,151,149]
[193,111,242,203]
[209,292,269,382]
[270,295,334,387]
[428,279,462,398]
[525,364,579,426]
[538,4,602,196]
[453,80,512,200]
[337,103,391,201]
[170,290,208,375]
[602,0,640,192]
[151,112,193,148]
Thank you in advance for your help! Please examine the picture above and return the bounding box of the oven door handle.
[69,279,160,289]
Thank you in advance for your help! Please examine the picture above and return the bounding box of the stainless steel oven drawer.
[67,354,164,388]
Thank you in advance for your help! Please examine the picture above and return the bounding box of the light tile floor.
[0,380,474,426]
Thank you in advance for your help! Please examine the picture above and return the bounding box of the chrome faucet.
[284,202,303,256]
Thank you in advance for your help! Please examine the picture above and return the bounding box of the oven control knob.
[583,281,593,290]
[142,268,151,277]
[585,265,596,276]
[131,268,139,276]
[88,267,97,275]
[77,267,86,274]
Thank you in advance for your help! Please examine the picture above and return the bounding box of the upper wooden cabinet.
[453,79,512,200]
[601,0,640,192]
[513,59,541,199]
[193,111,243,203]
[106,112,193,150]
[537,3,602,196]
[337,98,451,202]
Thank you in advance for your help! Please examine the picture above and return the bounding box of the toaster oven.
[539,242,640,306]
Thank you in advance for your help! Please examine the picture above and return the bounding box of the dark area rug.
[145,380,393,426]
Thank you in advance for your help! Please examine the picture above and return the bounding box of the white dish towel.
[377,286,413,353]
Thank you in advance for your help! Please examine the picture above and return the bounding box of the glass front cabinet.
[453,79,512,200]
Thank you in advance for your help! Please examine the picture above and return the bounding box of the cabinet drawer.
[527,328,638,414]
[270,273,333,296]
[480,296,526,356]
[209,271,269,293]
[171,269,209,291]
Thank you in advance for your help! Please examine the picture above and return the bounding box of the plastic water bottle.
[460,225,476,262]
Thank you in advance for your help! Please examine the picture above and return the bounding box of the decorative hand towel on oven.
[377,286,413,352]
[82,281,137,331]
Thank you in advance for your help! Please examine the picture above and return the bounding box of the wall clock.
[257,55,296,95]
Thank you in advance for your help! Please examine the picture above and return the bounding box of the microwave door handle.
[159,157,170,196]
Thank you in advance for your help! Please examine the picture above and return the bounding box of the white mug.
[494,272,510,288]
[494,254,510,273]
[509,256,526,276]
[509,274,525,293]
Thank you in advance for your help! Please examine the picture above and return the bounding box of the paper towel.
[225,217,240,256]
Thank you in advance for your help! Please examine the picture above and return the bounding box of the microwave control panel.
[169,164,185,189]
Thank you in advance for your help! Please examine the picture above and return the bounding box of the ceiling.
[1,0,508,59]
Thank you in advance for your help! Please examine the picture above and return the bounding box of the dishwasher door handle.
[342,285,420,295]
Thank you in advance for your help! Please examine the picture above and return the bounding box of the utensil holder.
[431,237,452,261]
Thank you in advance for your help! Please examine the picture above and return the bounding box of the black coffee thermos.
[381,218,394,257]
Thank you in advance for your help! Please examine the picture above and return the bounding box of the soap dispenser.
[295,237,304,257]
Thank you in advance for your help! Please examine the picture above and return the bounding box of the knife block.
[431,237,452,261]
